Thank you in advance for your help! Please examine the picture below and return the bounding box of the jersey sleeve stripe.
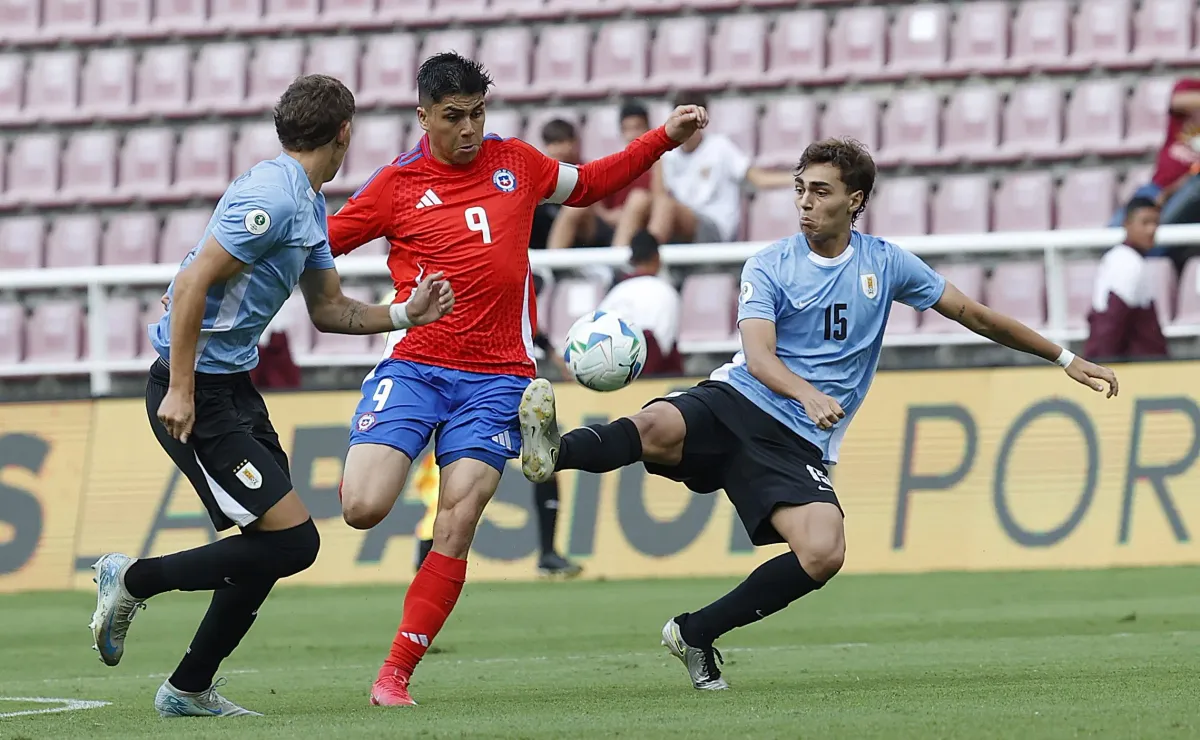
[350,166,386,200]
[545,162,579,205]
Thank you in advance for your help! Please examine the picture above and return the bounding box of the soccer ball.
[563,310,647,392]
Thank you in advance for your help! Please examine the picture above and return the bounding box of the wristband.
[389,301,413,330]
[1054,348,1075,368]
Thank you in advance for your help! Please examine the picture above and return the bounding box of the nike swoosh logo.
[818,486,833,492]
[793,297,818,309]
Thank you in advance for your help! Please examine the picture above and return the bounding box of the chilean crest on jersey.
[860,273,878,300]
[492,169,517,193]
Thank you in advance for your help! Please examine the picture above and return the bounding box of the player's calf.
[432,458,502,558]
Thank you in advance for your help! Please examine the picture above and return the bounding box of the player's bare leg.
[371,458,501,707]
[340,444,414,530]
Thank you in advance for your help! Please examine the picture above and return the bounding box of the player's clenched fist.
[664,105,709,144]
[405,271,455,326]
[797,388,845,430]
[157,388,195,443]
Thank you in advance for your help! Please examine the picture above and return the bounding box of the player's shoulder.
[226,160,302,218]
[747,234,799,271]
[853,230,901,254]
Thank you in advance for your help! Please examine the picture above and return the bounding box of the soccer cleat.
[154,678,262,717]
[661,617,729,691]
[370,670,418,707]
[537,552,583,579]
[519,378,560,484]
[89,553,146,667]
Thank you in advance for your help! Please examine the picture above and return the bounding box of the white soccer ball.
[563,310,648,392]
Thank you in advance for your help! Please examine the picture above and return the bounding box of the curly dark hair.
[273,74,355,151]
[795,138,877,225]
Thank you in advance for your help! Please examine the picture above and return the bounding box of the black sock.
[534,478,560,557]
[169,579,276,693]
[679,553,825,646]
[124,519,320,599]
[414,538,433,571]
[556,417,643,473]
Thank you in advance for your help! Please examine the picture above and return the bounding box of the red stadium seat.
[0,303,23,364]
[479,26,534,101]
[192,42,249,114]
[710,14,767,88]
[932,175,990,235]
[80,48,134,121]
[483,108,523,140]
[311,286,375,355]
[98,0,151,39]
[766,11,828,85]
[877,89,942,167]
[95,296,142,361]
[151,0,209,36]
[747,188,798,243]
[999,82,1065,161]
[1144,256,1177,326]
[1133,0,1194,65]
[827,7,886,81]
[264,0,318,29]
[987,262,1046,329]
[1064,80,1127,157]
[994,171,1053,232]
[1175,258,1200,327]
[887,4,950,78]
[678,273,737,345]
[209,0,263,32]
[102,212,159,266]
[1056,168,1118,230]
[919,264,984,333]
[1010,0,1070,73]
[942,86,1001,163]
[360,34,418,108]
[707,97,758,160]
[644,17,708,93]
[26,51,82,124]
[0,0,40,44]
[61,130,119,205]
[134,45,190,118]
[160,209,210,264]
[27,300,83,363]
[118,127,175,202]
[234,122,281,176]
[0,55,25,125]
[756,95,817,169]
[869,176,929,237]
[307,37,361,93]
[46,214,101,267]
[1063,259,1100,330]
[590,21,649,96]
[433,0,490,22]
[42,0,98,42]
[1071,0,1132,70]
[330,114,404,195]
[948,1,1010,76]
[1126,77,1176,153]
[530,24,591,99]
[547,279,606,347]
[6,134,61,207]
[0,217,45,270]
[580,105,624,162]
[820,93,879,152]
[420,30,477,64]
[247,40,304,112]
[174,124,232,199]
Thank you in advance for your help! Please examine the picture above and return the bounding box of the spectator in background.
[616,91,792,248]
[535,119,618,250]
[596,230,682,376]
[1085,196,1168,361]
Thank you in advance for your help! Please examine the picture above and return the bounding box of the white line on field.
[0,697,110,718]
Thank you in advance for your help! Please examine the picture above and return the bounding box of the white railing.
[5,224,1200,395]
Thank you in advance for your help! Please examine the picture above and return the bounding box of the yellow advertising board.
[1,361,1199,594]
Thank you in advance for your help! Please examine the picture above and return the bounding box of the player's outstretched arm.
[298,267,454,335]
[932,282,1119,397]
[740,318,846,430]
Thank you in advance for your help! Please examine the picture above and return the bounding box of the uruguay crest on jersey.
[860,273,878,299]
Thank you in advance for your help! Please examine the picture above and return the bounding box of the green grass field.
[2,567,1199,739]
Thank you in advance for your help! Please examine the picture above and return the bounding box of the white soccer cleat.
[661,617,729,691]
[89,553,146,667]
[519,378,560,484]
[154,678,262,718]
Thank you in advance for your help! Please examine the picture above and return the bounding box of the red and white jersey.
[330,127,678,378]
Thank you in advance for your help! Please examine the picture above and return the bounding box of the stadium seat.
[209,0,264,32]
[580,105,624,162]
[97,296,142,361]
[61,130,119,205]
[0,0,40,44]
[941,86,1001,164]
[26,300,83,363]
[311,286,375,355]
[1133,0,1194,65]
[1063,259,1100,330]
[1010,0,1070,73]
[644,17,709,93]
[80,48,135,121]
[151,0,210,36]
[320,0,377,27]
[478,26,534,101]
[6,134,61,207]
[330,114,404,195]
[139,303,162,358]
[375,0,434,26]
[887,4,950,78]
[987,262,1047,329]
[26,51,83,124]
[547,279,606,347]
[756,95,817,169]
[432,0,490,22]
[45,214,101,268]
[0,55,25,125]
[765,11,828,85]
[274,292,312,357]
[869,176,929,237]
[678,273,737,345]
[919,263,984,333]
[264,0,319,29]
[999,83,1065,161]
[1070,0,1132,70]
[877,89,942,167]
[160,209,210,263]
[820,93,879,152]
[948,1,1009,76]
[1175,258,1200,327]
[0,217,45,270]
[420,29,477,64]
[102,212,159,265]
[747,188,798,243]
[306,37,361,92]
[134,45,190,118]
[1119,164,1154,204]
[994,172,1053,232]
[484,108,523,140]
[625,0,683,13]
[530,24,591,99]
[118,127,175,202]
[98,0,152,39]
[235,122,281,176]
[710,14,767,88]
[932,175,990,235]
[192,43,249,115]
[247,40,304,112]
[174,124,232,199]
[1056,168,1117,230]
[489,0,556,20]
[707,97,758,160]
[544,0,620,18]
[590,21,650,96]
[885,303,919,336]
[360,34,418,108]
[42,0,98,42]
[827,7,886,81]
[1064,80,1127,157]
[1126,77,1176,153]
[0,303,22,365]
[1144,256,1177,326]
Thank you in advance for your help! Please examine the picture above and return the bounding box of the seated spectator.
[596,231,683,376]
[599,101,655,247]
[533,119,617,250]
[1084,196,1168,361]
[616,91,792,248]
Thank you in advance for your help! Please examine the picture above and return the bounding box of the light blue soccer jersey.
[149,153,336,373]
[711,231,945,463]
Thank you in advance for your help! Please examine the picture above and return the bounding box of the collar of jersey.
[418,135,482,175]
[800,231,856,268]
[276,152,318,201]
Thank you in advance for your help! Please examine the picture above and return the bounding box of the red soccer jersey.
[329,127,679,377]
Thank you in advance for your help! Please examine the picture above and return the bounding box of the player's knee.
[793,537,845,583]
[262,518,321,578]
[632,404,685,460]
[340,485,390,530]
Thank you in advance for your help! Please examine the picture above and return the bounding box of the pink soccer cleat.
[370,670,418,707]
